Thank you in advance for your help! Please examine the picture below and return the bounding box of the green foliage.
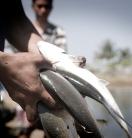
[94,40,132,72]
[96,40,116,59]
[119,48,132,61]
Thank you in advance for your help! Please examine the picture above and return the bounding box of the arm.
[0,0,56,122]
[0,0,42,52]
[0,51,56,122]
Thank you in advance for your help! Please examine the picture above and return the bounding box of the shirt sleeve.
[53,27,68,52]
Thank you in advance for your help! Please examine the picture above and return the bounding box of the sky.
[22,0,132,62]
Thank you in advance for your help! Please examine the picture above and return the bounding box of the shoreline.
[96,74,132,87]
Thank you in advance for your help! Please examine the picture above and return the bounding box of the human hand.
[0,51,56,122]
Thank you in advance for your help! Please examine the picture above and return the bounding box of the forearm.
[0,0,43,52]
[5,18,43,52]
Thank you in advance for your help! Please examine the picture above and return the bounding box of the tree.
[96,40,115,60]
[119,48,131,60]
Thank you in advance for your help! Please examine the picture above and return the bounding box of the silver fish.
[38,41,132,138]
[40,70,102,138]
[38,101,79,138]
[63,73,132,138]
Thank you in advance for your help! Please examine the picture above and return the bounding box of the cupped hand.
[0,51,56,122]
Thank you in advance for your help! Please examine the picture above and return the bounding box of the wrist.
[0,51,8,63]
[28,33,42,53]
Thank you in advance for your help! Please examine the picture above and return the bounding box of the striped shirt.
[4,22,68,53]
[34,22,68,52]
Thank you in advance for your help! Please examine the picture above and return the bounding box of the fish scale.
[40,70,102,138]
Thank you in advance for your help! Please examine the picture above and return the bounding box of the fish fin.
[99,79,110,86]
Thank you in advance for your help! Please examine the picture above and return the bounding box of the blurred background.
[22,0,132,63]
[1,0,132,138]
[22,0,132,137]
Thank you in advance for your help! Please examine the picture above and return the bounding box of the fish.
[63,74,132,138]
[38,41,132,138]
[38,101,79,138]
[39,70,102,138]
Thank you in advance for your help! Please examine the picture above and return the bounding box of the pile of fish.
[38,41,132,138]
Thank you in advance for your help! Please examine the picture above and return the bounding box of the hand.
[0,51,56,122]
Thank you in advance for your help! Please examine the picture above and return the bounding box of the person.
[0,1,88,137]
[32,0,67,52]
[32,0,86,68]
[0,0,57,123]
[31,0,86,67]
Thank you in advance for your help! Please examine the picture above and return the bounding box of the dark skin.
[0,0,86,124]
[32,0,52,32]
[0,0,56,123]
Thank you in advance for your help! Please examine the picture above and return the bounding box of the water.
[85,86,132,138]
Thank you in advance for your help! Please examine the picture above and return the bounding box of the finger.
[40,87,56,109]
[25,103,38,123]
